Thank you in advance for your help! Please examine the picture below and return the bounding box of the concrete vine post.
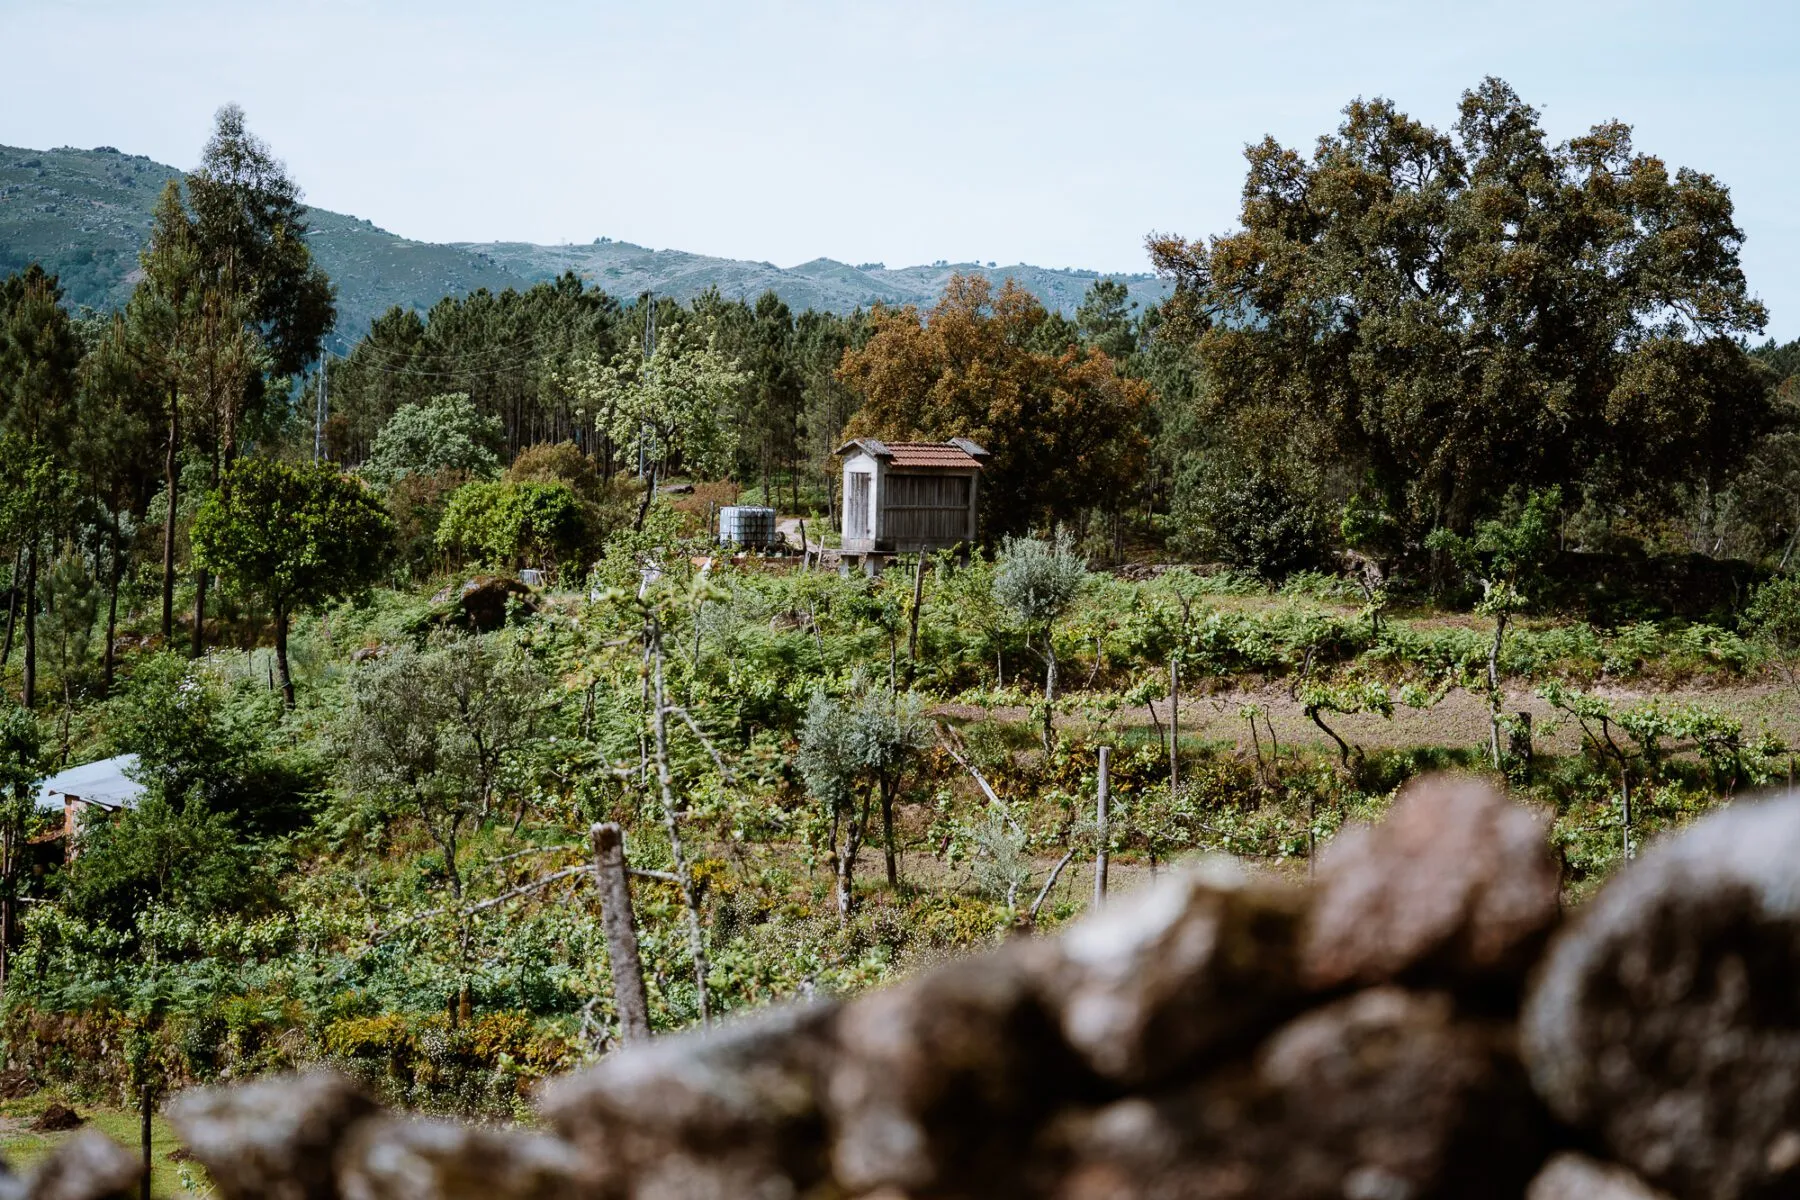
[1168,656,1179,789]
[1094,746,1111,906]
[588,822,652,1046]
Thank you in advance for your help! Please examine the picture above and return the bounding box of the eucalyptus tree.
[73,310,164,695]
[135,105,336,656]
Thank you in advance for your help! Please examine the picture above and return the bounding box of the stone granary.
[837,438,987,574]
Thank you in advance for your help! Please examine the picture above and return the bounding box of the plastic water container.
[718,505,777,549]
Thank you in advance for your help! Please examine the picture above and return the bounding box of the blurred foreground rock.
[1523,795,1800,1200]
[22,775,1800,1200]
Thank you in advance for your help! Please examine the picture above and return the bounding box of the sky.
[3,0,1796,338]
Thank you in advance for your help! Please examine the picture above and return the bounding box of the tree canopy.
[362,392,505,487]
[1149,77,1771,537]
[837,275,1152,536]
[191,459,392,705]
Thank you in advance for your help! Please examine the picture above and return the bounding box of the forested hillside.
[0,81,1798,1161]
[0,143,1169,354]
[465,238,1171,323]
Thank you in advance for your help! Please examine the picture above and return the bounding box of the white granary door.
[848,472,872,540]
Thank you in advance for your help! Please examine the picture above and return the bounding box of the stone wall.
[11,773,1799,1200]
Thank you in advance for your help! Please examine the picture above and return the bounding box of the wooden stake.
[907,552,926,664]
[589,822,652,1046]
[139,1083,152,1200]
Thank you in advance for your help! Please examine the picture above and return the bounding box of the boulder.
[30,1105,83,1132]
[27,1131,138,1200]
[1527,1154,1673,1200]
[1302,773,1560,995]
[337,1118,600,1200]
[540,1001,836,1200]
[1054,988,1549,1200]
[169,1071,381,1200]
[826,939,1084,1198]
[1522,792,1800,1200]
[429,577,535,633]
[1045,857,1306,1088]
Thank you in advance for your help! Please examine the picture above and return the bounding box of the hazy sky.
[4,0,1795,337]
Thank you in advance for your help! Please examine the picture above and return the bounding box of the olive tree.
[993,527,1089,751]
[798,682,930,918]
[338,635,547,1022]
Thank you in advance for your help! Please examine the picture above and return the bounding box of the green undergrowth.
[0,555,1792,1117]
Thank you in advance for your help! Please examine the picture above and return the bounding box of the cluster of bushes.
[365,394,638,581]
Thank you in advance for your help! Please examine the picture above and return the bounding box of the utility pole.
[639,294,655,480]
[313,357,328,463]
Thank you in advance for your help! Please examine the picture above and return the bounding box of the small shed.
[35,753,143,843]
[837,438,987,570]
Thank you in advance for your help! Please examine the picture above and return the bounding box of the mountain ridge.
[0,142,1171,352]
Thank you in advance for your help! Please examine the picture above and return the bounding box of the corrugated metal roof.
[34,753,144,812]
[883,444,985,469]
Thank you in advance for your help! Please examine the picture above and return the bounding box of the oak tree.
[837,275,1152,536]
[1149,77,1770,537]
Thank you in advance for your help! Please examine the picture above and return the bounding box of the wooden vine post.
[589,822,652,1046]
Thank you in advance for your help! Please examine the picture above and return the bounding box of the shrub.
[436,480,589,573]
[363,394,502,487]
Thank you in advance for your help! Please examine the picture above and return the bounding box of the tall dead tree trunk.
[907,552,926,667]
[649,620,710,1027]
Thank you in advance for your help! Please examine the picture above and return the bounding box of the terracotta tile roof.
[884,443,984,469]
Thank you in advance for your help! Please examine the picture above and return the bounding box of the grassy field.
[0,1091,198,1198]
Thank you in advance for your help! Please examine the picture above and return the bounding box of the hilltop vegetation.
[0,81,1797,1129]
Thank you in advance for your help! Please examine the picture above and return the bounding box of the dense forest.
[0,81,1797,1153]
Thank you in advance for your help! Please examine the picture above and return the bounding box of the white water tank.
[718,505,777,549]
